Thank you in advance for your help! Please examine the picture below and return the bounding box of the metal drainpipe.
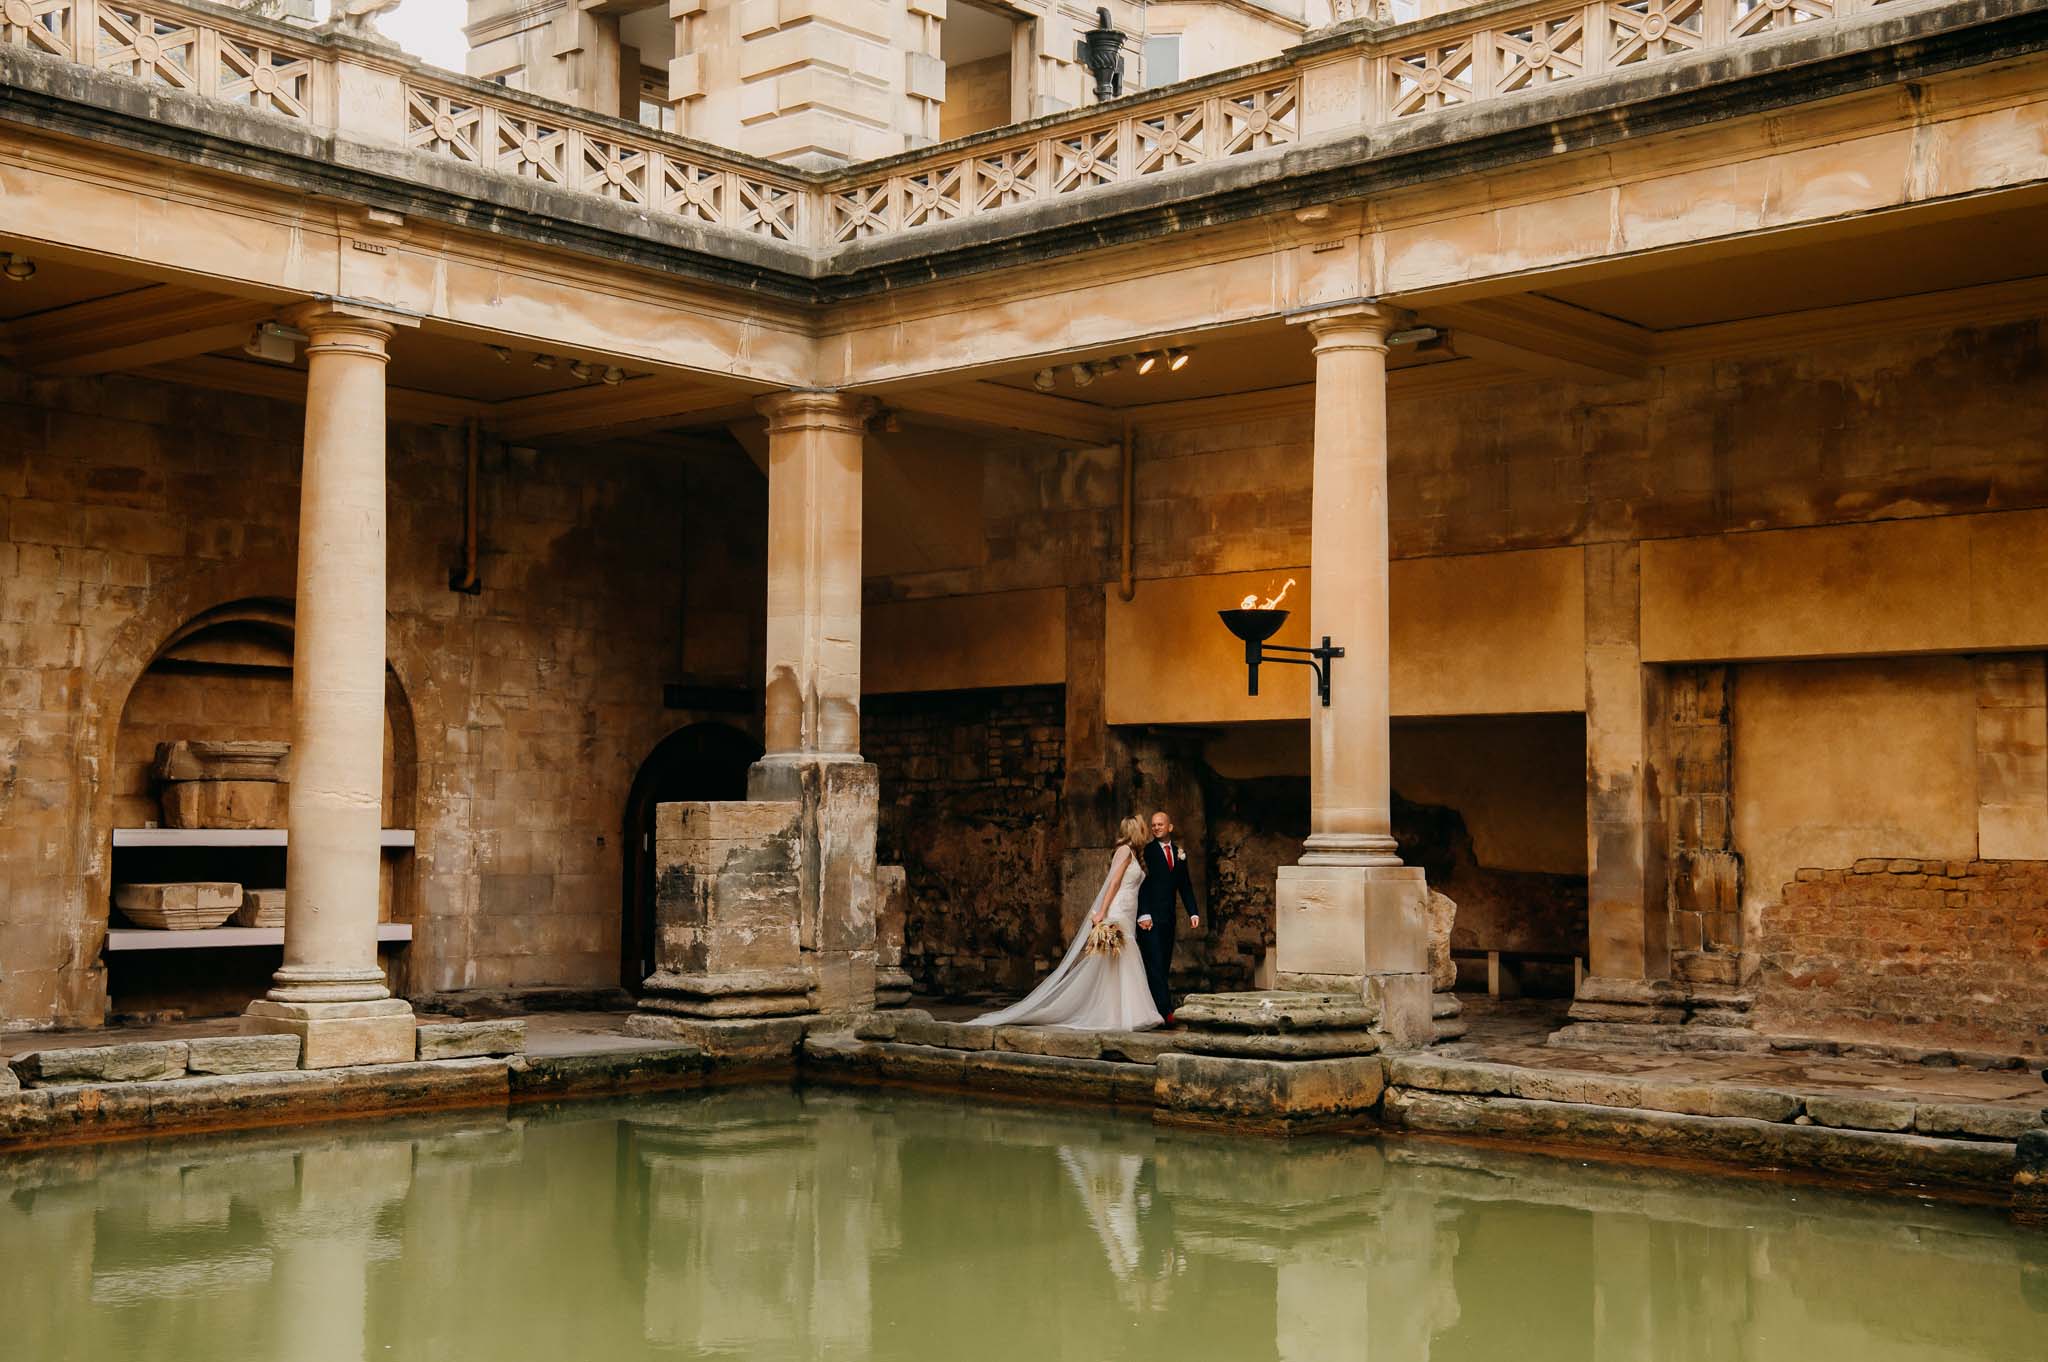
[1118,420,1136,603]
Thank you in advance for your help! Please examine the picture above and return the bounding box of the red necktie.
[1164,845,1174,868]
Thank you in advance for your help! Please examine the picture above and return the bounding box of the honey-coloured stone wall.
[0,360,731,1025]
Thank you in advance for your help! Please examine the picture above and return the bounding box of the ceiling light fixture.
[568,360,595,381]
[1167,347,1192,371]
[487,345,512,363]
[2,254,35,283]
[242,320,308,364]
[601,366,624,385]
[1136,351,1162,375]
[1069,363,1096,389]
[1032,368,1057,392]
[1386,326,1440,347]
[531,353,556,370]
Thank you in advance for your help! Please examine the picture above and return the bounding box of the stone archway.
[618,723,763,990]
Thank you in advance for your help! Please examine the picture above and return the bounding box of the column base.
[1274,863,1435,1049]
[638,968,813,1019]
[243,998,415,1069]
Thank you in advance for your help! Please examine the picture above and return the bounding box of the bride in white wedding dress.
[968,816,1163,1033]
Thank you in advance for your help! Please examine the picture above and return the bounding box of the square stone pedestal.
[1274,863,1434,1049]
[244,998,415,1069]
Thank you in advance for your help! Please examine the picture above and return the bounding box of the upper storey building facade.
[0,0,2045,1061]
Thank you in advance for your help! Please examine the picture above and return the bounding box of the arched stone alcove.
[85,595,422,1021]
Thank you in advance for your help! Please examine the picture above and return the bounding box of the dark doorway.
[620,723,763,990]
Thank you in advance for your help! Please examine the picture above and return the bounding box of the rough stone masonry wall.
[1758,859,2048,1056]
[865,687,1067,995]
[0,361,704,1026]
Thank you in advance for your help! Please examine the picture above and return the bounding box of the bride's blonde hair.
[1117,815,1148,849]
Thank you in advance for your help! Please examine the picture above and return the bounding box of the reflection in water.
[2,1089,2044,1361]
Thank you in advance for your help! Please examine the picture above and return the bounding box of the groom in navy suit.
[1136,810,1200,1023]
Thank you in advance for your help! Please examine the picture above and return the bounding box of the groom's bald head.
[1150,812,1172,840]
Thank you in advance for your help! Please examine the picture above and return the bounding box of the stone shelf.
[104,924,414,953]
[112,828,417,849]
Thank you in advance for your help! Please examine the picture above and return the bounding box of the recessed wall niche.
[106,602,417,1020]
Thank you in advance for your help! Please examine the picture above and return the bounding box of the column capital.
[1290,301,1416,351]
[757,389,880,436]
[283,300,413,361]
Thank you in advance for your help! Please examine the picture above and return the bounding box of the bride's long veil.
[968,845,1129,1028]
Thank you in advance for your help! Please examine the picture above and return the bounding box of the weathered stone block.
[894,1018,995,1051]
[995,1025,1102,1059]
[160,780,286,829]
[113,881,242,930]
[1709,1086,1804,1122]
[875,863,908,966]
[639,968,811,1018]
[1097,1031,1186,1064]
[1157,1052,1385,1128]
[185,1034,302,1075]
[1386,1055,1518,1096]
[232,886,288,928]
[1165,1030,1382,1059]
[1805,1094,1916,1133]
[152,739,288,783]
[244,999,416,1069]
[853,1008,932,1041]
[13,1041,188,1085]
[1427,889,1457,992]
[417,1019,527,1060]
[1509,1070,1645,1108]
[1274,863,1429,977]
[624,1013,806,1061]
[1175,991,1377,1032]
[1913,1101,2044,1142]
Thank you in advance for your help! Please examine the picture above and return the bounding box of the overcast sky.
[321,1,470,72]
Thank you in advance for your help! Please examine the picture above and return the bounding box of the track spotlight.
[1032,368,1057,392]
[601,366,624,385]
[1136,351,1163,375]
[531,353,556,369]
[1069,363,1096,388]
[242,320,308,364]
[1167,347,1192,371]
[487,345,512,363]
[568,360,595,381]
[2,254,35,283]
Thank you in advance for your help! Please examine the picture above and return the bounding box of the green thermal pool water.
[3,1087,2043,1361]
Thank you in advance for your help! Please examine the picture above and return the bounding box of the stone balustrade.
[0,0,1934,251]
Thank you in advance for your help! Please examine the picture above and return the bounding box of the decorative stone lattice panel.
[94,5,196,90]
[1,0,72,58]
[216,35,311,121]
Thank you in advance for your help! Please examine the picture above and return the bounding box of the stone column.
[747,391,880,1015]
[1272,304,1432,1047]
[245,303,415,1068]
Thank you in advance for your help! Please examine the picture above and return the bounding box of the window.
[1144,34,1181,88]
[638,76,677,133]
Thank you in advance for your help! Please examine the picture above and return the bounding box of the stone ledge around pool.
[806,1021,2048,1205]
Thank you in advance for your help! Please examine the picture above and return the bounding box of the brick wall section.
[1757,858,2048,1055]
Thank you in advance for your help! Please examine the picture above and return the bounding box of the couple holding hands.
[973,811,1200,1034]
